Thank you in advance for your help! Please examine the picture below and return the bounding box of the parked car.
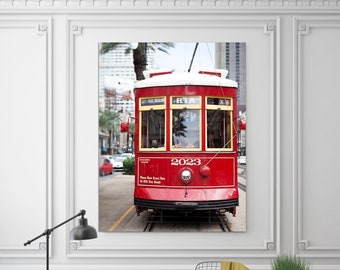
[101,155,114,164]
[238,155,246,165]
[120,153,134,158]
[99,157,114,176]
[112,156,126,171]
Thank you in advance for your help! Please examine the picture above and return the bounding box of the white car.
[112,156,126,171]
[120,153,134,158]
[238,156,246,165]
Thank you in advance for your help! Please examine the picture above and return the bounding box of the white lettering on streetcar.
[170,158,201,166]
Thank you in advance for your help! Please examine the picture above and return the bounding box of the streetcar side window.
[207,110,231,149]
[206,97,233,151]
[139,97,166,150]
[140,110,165,149]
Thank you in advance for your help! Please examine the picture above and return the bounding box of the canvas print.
[98,42,246,232]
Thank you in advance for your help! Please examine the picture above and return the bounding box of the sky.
[153,42,215,72]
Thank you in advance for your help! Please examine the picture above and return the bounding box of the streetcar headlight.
[181,169,192,182]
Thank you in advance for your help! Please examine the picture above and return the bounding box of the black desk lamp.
[24,209,97,270]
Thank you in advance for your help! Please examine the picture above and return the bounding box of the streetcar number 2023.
[171,158,201,166]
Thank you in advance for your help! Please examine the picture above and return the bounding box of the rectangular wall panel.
[66,16,280,257]
[295,18,340,254]
[0,19,51,255]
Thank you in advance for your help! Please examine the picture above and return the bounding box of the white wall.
[0,1,339,269]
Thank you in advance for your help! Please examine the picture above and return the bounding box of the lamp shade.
[70,218,97,240]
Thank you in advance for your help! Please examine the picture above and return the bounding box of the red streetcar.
[133,69,239,216]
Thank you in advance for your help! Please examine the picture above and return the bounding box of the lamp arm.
[24,210,86,246]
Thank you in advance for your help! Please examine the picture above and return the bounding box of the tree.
[172,109,188,138]
[100,42,175,80]
[99,110,120,130]
[99,110,121,154]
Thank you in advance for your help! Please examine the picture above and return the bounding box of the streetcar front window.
[172,109,200,149]
[140,110,165,149]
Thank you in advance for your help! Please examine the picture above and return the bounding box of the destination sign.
[172,96,200,105]
[141,97,165,106]
[207,97,231,106]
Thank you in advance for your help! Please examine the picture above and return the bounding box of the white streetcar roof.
[135,69,238,89]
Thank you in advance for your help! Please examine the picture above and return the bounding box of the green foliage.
[272,255,310,270]
[99,110,120,132]
[123,157,135,175]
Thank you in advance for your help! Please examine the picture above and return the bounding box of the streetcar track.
[217,213,231,232]
[143,220,155,232]
[238,182,246,192]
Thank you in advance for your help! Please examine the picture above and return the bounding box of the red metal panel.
[136,156,236,188]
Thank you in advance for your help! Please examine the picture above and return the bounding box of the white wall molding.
[65,16,280,258]
[293,16,340,257]
[0,17,52,257]
[1,0,340,11]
